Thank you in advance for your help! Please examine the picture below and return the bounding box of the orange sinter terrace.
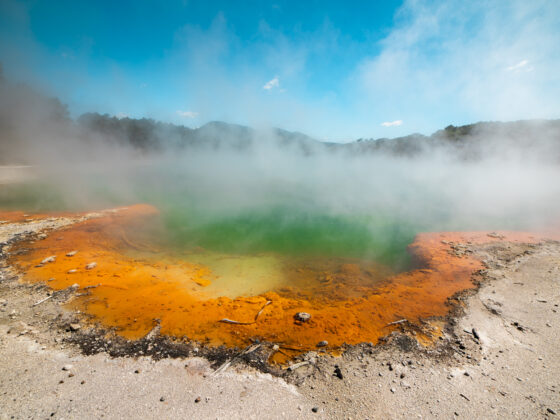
[6,204,547,362]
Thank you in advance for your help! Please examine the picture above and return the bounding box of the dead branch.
[213,343,261,375]
[32,295,52,306]
[385,318,408,327]
[218,300,272,325]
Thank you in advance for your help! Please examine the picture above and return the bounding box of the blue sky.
[1,0,559,140]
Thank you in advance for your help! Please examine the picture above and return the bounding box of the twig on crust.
[218,301,272,325]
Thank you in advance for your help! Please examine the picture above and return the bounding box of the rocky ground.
[0,216,559,419]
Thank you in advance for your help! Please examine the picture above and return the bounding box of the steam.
[1,71,560,270]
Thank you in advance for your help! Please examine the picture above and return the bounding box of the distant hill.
[1,75,560,163]
[77,113,324,154]
[326,119,560,162]
[78,112,560,160]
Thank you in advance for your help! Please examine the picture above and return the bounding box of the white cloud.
[116,112,129,119]
[506,59,528,71]
[506,59,534,73]
[263,77,280,90]
[381,120,403,127]
[357,1,560,132]
[176,110,199,118]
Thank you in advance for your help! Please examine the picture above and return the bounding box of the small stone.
[69,323,81,331]
[160,397,165,402]
[316,340,328,347]
[62,364,73,371]
[294,312,311,322]
[472,328,480,340]
[80,380,85,385]
[547,408,556,415]
[67,269,77,274]
[66,250,78,257]
[134,369,140,374]
[390,387,396,393]
[68,373,74,377]
[41,256,56,264]
[195,397,201,403]
[311,407,319,413]
[333,365,343,380]
[85,262,97,270]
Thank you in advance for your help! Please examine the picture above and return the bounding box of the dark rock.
[316,340,328,347]
[512,321,525,331]
[195,397,201,403]
[294,312,311,322]
[333,365,343,380]
[472,328,480,340]
[311,407,319,413]
[547,408,556,415]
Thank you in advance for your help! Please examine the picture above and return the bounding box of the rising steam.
[1,74,560,267]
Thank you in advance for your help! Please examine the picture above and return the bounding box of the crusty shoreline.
[1,216,559,419]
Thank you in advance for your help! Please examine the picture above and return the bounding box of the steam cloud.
[1,71,560,268]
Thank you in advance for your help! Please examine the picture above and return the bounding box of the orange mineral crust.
[8,207,547,360]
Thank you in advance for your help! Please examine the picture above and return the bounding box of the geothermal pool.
[1,169,550,362]
[6,203,538,363]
